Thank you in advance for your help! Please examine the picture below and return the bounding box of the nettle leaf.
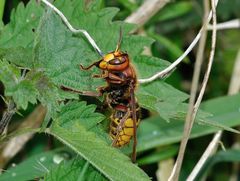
[136,94,240,152]
[132,55,171,78]
[137,81,189,121]
[36,77,60,119]
[0,58,64,114]
[0,20,3,31]
[34,0,189,122]
[0,60,38,109]
[48,102,150,181]
[34,10,103,92]
[0,0,43,68]
[0,149,68,181]
[8,80,39,110]
[50,124,150,181]
[34,1,152,93]
[56,101,105,129]
[0,0,43,48]
[45,158,107,181]
[0,47,33,68]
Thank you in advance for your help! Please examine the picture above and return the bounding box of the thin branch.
[208,19,240,30]
[125,0,170,27]
[0,105,46,168]
[177,1,210,178]
[187,131,222,181]
[228,50,240,94]
[40,0,103,57]
[138,0,220,84]
[168,0,218,180]
[187,0,209,109]
[187,42,240,181]
[0,100,16,134]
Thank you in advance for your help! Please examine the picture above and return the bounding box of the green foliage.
[147,30,189,62]
[148,1,193,23]
[0,149,67,181]
[45,159,107,181]
[49,101,150,181]
[195,149,240,180]
[137,145,178,165]
[137,81,188,121]
[1,0,240,180]
[0,0,43,49]
[0,60,38,109]
[0,0,5,20]
[137,94,240,152]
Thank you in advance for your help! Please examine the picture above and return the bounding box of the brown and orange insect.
[62,29,140,162]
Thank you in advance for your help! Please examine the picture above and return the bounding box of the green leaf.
[48,101,150,181]
[0,149,68,181]
[0,20,3,30]
[133,55,170,79]
[174,103,239,134]
[0,60,38,109]
[149,2,193,23]
[33,0,190,123]
[0,0,43,48]
[0,47,33,68]
[137,145,178,165]
[136,94,240,152]
[45,159,107,181]
[195,149,240,180]
[33,2,153,93]
[34,10,103,92]
[50,124,150,181]
[147,30,189,62]
[35,74,70,128]
[56,101,105,129]
[0,59,63,114]
[118,0,138,12]
[0,0,5,20]
[137,81,189,121]
[8,79,39,110]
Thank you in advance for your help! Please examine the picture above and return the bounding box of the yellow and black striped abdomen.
[110,106,140,147]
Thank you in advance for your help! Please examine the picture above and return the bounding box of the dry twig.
[0,100,15,134]
[228,50,240,94]
[188,48,240,180]
[168,0,218,180]
[138,2,218,84]
[125,0,170,27]
[208,19,240,30]
[0,105,46,168]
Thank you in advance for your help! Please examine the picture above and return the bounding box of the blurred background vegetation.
[0,0,240,180]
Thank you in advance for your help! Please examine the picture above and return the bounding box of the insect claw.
[79,60,101,70]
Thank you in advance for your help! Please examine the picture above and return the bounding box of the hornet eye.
[109,57,125,65]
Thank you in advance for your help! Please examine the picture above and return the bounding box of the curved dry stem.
[125,0,170,28]
[187,131,222,181]
[0,100,16,134]
[139,0,219,84]
[0,105,46,168]
[188,48,240,180]
[168,0,218,180]
[208,19,240,30]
